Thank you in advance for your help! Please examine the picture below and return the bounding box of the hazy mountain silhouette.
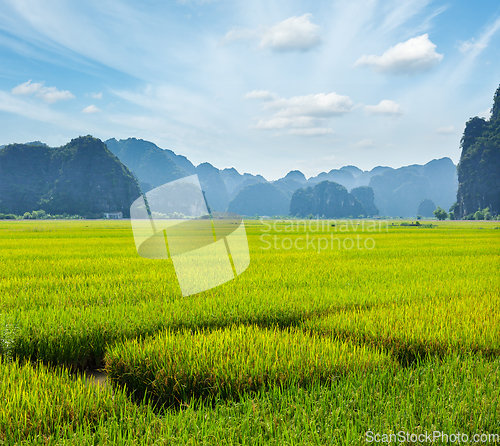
[0,136,141,216]
[290,181,364,218]
[228,182,289,216]
[106,138,229,211]
[457,85,500,217]
[0,133,460,218]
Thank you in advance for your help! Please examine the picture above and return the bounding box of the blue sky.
[0,0,499,180]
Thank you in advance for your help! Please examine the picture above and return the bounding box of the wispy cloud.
[355,34,443,75]
[247,91,352,136]
[457,38,487,53]
[82,105,101,114]
[378,0,433,34]
[354,138,376,148]
[448,16,500,87]
[244,90,278,100]
[252,116,319,130]
[457,17,500,56]
[435,125,454,134]
[289,128,334,136]
[478,109,491,119]
[11,80,75,103]
[263,92,354,117]
[0,90,91,132]
[365,100,404,116]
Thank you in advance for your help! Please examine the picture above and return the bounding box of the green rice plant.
[303,289,500,363]
[0,356,152,444]
[0,220,499,370]
[104,324,398,409]
[0,220,499,444]
[3,354,500,445]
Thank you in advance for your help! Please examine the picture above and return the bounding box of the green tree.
[433,207,448,220]
[474,207,490,220]
[34,209,46,219]
[448,202,459,220]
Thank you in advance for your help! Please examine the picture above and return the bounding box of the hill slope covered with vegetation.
[0,136,141,217]
[456,85,500,218]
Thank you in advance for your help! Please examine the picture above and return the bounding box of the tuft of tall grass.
[303,290,500,364]
[0,356,151,444]
[3,354,500,445]
[104,324,398,409]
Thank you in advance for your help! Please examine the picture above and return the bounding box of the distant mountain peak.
[283,170,306,182]
[0,136,140,216]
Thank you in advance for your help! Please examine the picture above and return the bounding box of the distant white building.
[103,212,123,219]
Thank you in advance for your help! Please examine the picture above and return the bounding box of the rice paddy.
[0,219,499,444]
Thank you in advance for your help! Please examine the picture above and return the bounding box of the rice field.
[0,219,499,444]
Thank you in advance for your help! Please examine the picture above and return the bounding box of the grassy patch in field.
[1,220,498,369]
[1,220,500,444]
[303,290,500,363]
[4,354,500,445]
[104,325,397,408]
[0,356,150,444]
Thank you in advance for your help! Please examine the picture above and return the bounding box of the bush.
[32,210,46,219]
[474,208,491,221]
[433,207,448,220]
[0,213,18,220]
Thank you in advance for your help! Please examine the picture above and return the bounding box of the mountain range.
[105,137,458,218]
[0,135,460,218]
[6,83,500,220]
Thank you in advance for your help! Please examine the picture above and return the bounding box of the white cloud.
[458,38,487,53]
[354,34,443,74]
[90,92,103,99]
[447,17,500,87]
[0,90,98,132]
[364,100,403,116]
[222,14,321,52]
[248,91,350,137]
[41,87,75,104]
[11,80,75,103]
[11,80,42,96]
[222,27,259,44]
[458,18,500,57]
[478,109,491,119]
[354,139,376,148]
[252,116,318,130]
[264,92,354,117]
[260,14,322,51]
[244,90,278,100]
[82,105,101,114]
[435,125,454,134]
[289,128,334,136]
